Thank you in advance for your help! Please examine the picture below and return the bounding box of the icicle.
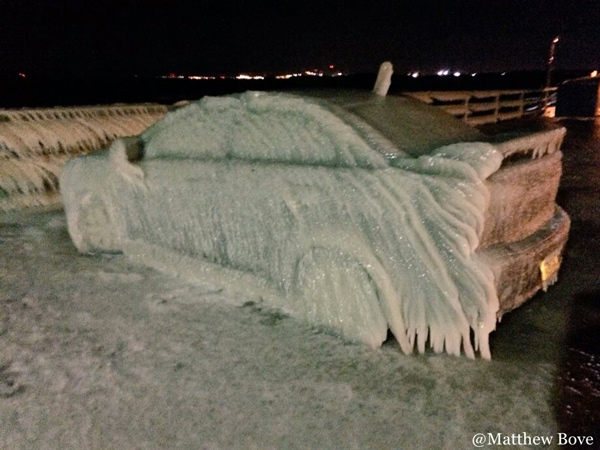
[495,127,566,159]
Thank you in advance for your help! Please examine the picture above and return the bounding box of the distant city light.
[235,74,265,80]
[591,70,598,78]
[453,71,461,77]
[162,73,190,79]
[471,73,477,77]
[276,73,303,78]
[408,71,419,78]
[329,64,334,69]
[158,68,344,82]
[437,69,450,76]
[18,73,26,78]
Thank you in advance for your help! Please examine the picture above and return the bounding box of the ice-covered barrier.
[62,92,507,359]
[493,127,566,160]
[0,104,167,210]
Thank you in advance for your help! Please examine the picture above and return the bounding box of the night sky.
[1,0,599,77]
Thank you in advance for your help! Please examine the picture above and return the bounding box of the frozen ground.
[1,118,599,449]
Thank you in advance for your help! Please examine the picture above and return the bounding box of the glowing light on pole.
[546,35,560,89]
[545,35,560,109]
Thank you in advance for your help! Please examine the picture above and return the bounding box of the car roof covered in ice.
[140,90,485,168]
[298,90,485,157]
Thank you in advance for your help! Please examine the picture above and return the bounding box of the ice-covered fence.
[0,104,167,210]
[405,88,557,125]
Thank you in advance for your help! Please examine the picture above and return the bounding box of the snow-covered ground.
[1,117,598,449]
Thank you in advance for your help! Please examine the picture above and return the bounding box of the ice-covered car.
[60,90,570,359]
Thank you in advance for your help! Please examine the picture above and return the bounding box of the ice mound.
[61,91,504,359]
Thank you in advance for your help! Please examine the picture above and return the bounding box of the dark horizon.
[0,68,590,109]
[1,1,599,78]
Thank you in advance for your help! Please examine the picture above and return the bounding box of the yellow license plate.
[540,253,561,290]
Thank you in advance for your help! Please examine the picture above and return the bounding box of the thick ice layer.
[61,92,504,358]
[141,92,391,168]
[0,104,166,210]
[494,127,566,159]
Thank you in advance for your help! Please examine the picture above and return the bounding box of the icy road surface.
[0,206,591,450]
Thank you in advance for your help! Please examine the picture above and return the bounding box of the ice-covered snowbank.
[62,92,504,358]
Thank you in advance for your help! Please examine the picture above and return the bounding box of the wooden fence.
[404,88,557,125]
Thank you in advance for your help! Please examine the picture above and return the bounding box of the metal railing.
[404,88,557,125]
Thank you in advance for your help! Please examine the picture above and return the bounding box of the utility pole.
[546,35,560,89]
[545,35,560,108]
